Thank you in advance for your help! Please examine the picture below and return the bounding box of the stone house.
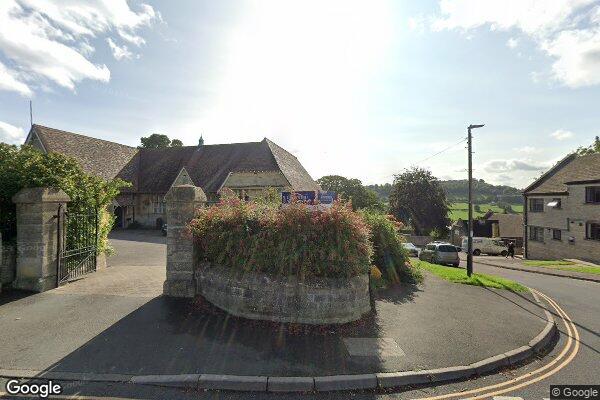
[449,212,523,251]
[523,152,600,263]
[25,125,320,228]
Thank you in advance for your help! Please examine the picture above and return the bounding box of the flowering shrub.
[189,193,372,279]
[360,210,423,284]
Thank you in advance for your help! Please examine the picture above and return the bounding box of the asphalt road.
[1,258,597,399]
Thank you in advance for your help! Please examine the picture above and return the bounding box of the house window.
[153,195,166,214]
[529,198,544,212]
[586,222,600,240]
[547,198,561,209]
[552,229,562,241]
[529,226,544,242]
[585,187,600,203]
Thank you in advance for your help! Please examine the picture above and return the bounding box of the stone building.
[25,125,319,228]
[523,152,600,263]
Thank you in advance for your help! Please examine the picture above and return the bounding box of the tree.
[576,136,600,155]
[0,143,129,252]
[139,134,185,148]
[389,167,450,236]
[317,175,384,211]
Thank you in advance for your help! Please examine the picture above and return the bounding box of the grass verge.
[524,260,600,276]
[414,260,528,292]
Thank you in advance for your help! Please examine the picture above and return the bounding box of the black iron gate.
[56,204,98,286]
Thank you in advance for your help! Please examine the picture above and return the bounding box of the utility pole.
[467,124,484,277]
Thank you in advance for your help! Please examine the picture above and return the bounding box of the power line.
[412,136,467,165]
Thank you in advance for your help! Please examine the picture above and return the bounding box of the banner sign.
[281,191,337,205]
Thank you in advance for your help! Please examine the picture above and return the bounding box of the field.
[448,202,522,221]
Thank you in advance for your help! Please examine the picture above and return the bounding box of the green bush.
[0,143,129,253]
[190,191,372,279]
[360,210,423,284]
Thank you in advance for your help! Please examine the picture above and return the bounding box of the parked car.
[461,237,508,256]
[402,242,419,257]
[419,242,460,267]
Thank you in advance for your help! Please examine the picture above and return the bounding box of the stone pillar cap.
[165,184,207,202]
[12,187,71,204]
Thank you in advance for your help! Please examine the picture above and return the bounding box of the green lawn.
[524,260,600,276]
[448,202,522,222]
[415,260,528,292]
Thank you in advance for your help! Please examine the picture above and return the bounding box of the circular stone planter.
[195,263,371,324]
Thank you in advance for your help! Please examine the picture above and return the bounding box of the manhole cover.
[343,337,406,357]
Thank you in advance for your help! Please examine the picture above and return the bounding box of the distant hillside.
[366,179,522,204]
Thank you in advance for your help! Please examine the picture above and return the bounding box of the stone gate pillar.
[12,187,70,292]
[163,184,207,297]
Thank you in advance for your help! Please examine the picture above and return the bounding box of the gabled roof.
[523,152,600,195]
[25,125,318,194]
[27,125,138,181]
[487,213,523,238]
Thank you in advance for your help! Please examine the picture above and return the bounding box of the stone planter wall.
[195,263,371,324]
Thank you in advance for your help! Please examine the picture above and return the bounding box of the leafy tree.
[139,133,185,148]
[317,175,384,210]
[576,136,600,155]
[0,144,129,252]
[389,167,450,236]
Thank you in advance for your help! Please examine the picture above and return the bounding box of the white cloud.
[0,60,32,96]
[513,146,541,154]
[0,120,25,144]
[484,159,548,173]
[0,0,160,95]
[430,0,600,87]
[506,37,519,48]
[550,129,574,140]
[107,38,133,60]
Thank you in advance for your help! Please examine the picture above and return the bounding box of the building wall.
[220,171,291,200]
[526,185,600,263]
[134,193,166,228]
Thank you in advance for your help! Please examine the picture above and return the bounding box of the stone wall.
[196,263,371,324]
[0,234,17,293]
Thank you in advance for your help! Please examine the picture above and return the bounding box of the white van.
[461,237,508,256]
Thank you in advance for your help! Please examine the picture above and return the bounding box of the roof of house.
[28,125,138,181]
[487,213,523,238]
[523,152,600,195]
[26,125,319,194]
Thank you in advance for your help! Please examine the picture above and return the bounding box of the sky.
[1,0,599,189]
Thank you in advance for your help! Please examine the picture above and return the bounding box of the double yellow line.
[416,288,580,400]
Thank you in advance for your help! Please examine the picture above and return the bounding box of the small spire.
[198,133,204,146]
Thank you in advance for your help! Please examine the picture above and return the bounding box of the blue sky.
[1,0,599,188]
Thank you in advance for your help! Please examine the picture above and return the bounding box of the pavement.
[0,230,563,396]
[460,254,600,283]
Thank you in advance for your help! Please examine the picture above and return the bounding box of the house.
[449,212,523,251]
[24,125,320,228]
[523,152,600,264]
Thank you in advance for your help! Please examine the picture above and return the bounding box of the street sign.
[281,191,337,205]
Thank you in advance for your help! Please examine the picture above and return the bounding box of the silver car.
[418,242,460,267]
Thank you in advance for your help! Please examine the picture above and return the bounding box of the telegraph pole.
[467,124,484,277]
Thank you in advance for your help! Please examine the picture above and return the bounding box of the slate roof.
[28,125,138,181]
[523,152,600,195]
[27,125,318,194]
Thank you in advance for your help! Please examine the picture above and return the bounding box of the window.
[529,226,544,242]
[153,195,166,214]
[585,187,600,203]
[547,198,561,209]
[438,245,457,253]
[552,229,562,241]
[529,198,544,212]
[586,222,600,240]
